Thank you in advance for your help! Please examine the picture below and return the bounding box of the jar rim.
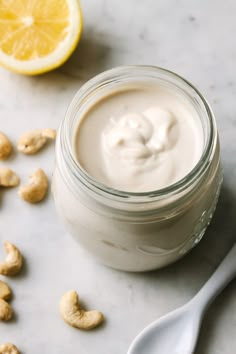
[60,65,217,203]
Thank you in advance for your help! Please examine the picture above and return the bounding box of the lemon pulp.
[0,0,82,74]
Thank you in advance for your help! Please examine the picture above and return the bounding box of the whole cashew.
[17,128,56,154]
[0,299,13,321]
[0,280,12,300]
[0,343,19,354]
[0,168,19,187]
[59,290,104,330]
[18,168,48,203]
[0,132,12,160]
[0,241,23,276]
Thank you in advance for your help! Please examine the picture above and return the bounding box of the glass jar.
[52,66,222,272]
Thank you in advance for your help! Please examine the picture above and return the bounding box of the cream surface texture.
[75,85,203,192]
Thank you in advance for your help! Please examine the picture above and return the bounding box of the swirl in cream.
[76,86,203,192]
[103,107,177,161]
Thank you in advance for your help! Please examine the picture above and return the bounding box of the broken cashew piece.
[18,168,48,203]
[0,241,23,276]
[0,343,20,354]
[17,128,56,154]
[0,132,12,160]
[0,299,13,321]
[0,280,12,300]
[60,290,104,330]
[0,168,19,187]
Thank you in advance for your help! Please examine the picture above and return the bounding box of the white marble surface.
[0,0,236,353]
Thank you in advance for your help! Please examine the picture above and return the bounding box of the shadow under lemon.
[59,32,112,80]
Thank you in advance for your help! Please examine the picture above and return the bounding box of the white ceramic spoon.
[128,243,236,354]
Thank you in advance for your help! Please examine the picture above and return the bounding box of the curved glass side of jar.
[52,66,222,272]
[53,140,222,271]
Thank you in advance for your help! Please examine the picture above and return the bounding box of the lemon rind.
[0,0,83,75]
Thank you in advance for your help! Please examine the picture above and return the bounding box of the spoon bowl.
[128,243,236,354]
[128,304,201,354]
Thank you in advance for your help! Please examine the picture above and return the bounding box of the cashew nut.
[0,132,12,160]
[0,280,12,300]
[18,168,48,203]
[0,168,19,187]
[0,299,13,321]
[0,343,20,354]
[0,241,23,276]
[59,290,104,330]
[17,128,56,154]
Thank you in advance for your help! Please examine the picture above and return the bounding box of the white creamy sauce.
[75,85,203,192]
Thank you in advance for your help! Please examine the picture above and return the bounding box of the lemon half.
[0,0,82,75]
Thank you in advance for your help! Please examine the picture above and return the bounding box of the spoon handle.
[191,243,236,312]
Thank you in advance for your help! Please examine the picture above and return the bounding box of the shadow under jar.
[52,66,222,272]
